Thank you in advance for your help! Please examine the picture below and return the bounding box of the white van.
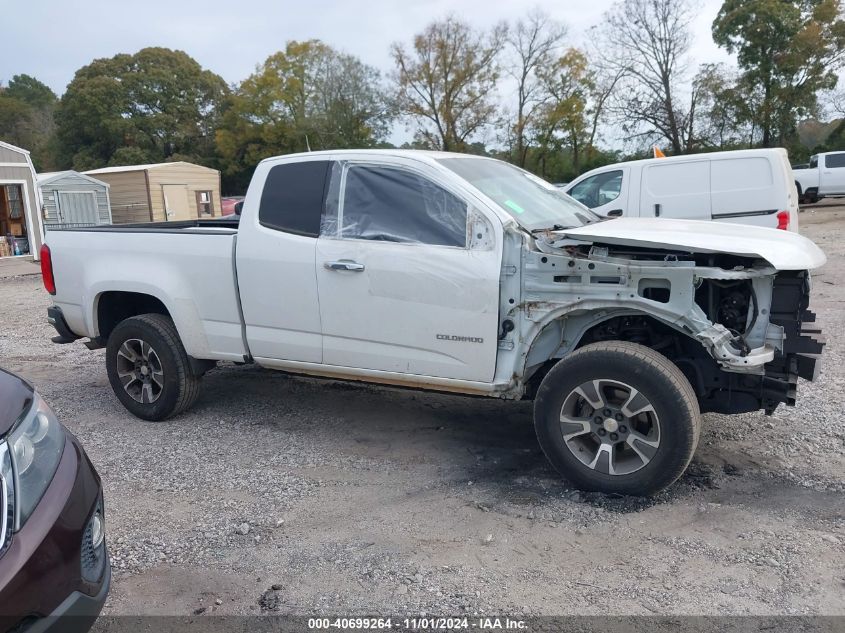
[565,148,799,231]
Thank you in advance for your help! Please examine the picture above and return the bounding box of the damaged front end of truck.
[499,219,827,416]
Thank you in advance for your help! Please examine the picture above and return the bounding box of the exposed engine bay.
[496,234,825,415]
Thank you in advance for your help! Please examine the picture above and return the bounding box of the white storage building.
[37,170,112,229]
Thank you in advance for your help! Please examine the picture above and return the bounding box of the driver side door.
[315,161,501,382]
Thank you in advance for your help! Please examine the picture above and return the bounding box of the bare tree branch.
[503,9,567,166]
[391,16,505,151]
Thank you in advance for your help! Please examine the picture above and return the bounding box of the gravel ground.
[1,206,843,616]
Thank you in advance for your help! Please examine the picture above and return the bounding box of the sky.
[1,0,735,145]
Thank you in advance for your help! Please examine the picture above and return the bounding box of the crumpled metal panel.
[494,234,784,391]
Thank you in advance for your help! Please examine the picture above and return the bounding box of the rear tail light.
[776,211,790,231]
[40,244,56,294]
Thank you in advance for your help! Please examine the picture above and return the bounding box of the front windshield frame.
[436,156,602,231]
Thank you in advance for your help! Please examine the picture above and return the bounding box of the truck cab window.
[259,160,330,236]
[568,170,623,208]
[323,164,467,247]
[826,153,845,168]
[809,155,818,169]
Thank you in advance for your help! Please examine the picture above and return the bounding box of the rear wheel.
[105,313,201,421]
[533,341,700,496]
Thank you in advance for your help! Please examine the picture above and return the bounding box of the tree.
[713,0,845,147]
[0,90,34,147]
[582,61,627,161]
[216,40,391,192]
[56,47,227,170]
[4,74,57,109]
[311,49,392,148]
[0,74,58,169]
[532,49,591,176]
[691,63,763,149]
[593,0,698,154]
[503,10,567,167]
[508,45,624,181]
[818,118,845,151]
[822,86,845,117]
[391,16,505,151]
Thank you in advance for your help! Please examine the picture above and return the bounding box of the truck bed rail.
[46,217,240,233]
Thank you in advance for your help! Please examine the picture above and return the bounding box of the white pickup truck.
[41,150,827,495]
[793,151,845,203]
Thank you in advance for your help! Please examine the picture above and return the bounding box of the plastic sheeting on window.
[320,163,468,247]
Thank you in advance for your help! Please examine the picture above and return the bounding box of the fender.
[89,283,210,359]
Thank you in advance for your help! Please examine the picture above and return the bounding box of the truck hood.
[555,218,827,271]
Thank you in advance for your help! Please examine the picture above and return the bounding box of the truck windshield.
[437,157,601,230]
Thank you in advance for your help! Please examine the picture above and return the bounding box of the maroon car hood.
[0,368,33,436]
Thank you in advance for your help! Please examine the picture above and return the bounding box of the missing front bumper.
[761,271,825,413]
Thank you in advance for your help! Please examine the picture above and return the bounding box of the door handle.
[654,203,661,217]
[607,209,623,217]
[324,260,365,272]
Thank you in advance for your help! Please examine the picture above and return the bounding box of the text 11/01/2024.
[307,617,528,630]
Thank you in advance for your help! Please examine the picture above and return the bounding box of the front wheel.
[533,341,700,496]
[105,313,202,421]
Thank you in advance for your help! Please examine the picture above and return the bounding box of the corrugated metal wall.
[87,171,150,224]
[40,173,111,226]
[0,146,27,163]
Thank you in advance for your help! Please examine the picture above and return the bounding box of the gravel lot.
[1,205,843,617]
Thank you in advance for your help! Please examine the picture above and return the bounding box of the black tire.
[105,313,201,421]
[533,341,700,496]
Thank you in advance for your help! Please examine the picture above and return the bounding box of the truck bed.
[46,221,247,362]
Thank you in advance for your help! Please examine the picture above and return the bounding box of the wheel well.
[575,315,708,388]
[525,314,700,398]
[577,314,681,351]
[96,291,170,341]
[524,314,683,398]
[526,314,766,414]
[575,314,765,413]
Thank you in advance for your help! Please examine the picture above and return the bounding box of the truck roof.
[258,149,492,165]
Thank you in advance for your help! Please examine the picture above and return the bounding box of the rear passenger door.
[639,161,711,220]
[236,159,329,363]
[315,160,501,382]
[820,152,845,194]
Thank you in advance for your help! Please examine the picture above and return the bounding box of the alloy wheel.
[559,379,661,476]
[115,338,164,404]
